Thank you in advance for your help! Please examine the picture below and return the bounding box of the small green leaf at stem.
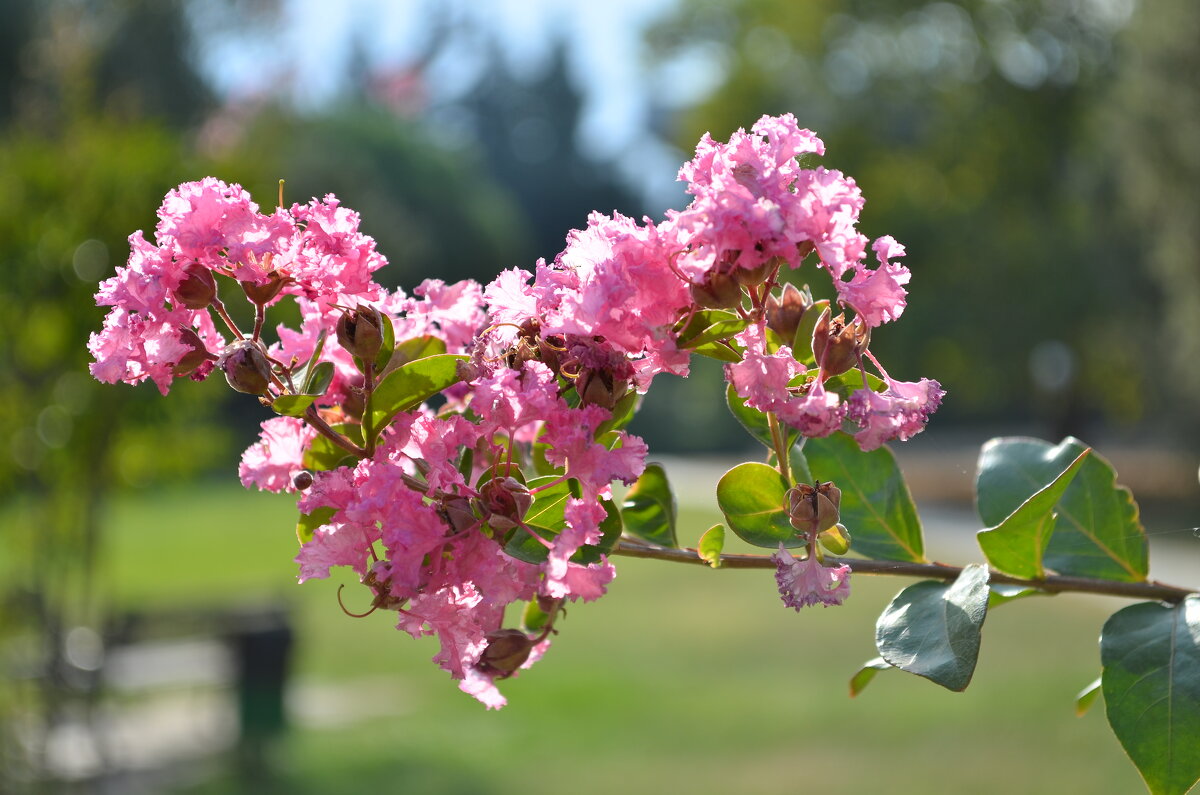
[715,462,798,548]
[977,448,1090,579]
[522,599,552,634]
[620,464,678,548]
[381,335,447,378]
[675,309,750,349]
[697,524,725,568]
[296,506,336,544]
[374,311,395,372]
[849,657,893,697]
[365,353,467,444]
[1101,596,1200,795]
[726,383,798,452]
[1075,676,1102,717]
[302,360,334,396]
[692,339,742,362]
[272,394,318,417]
[874,564,990,692]
[291,328,328,392]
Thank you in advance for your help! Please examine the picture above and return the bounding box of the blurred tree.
[1104,2,1200,436]
[647,0,1167,436]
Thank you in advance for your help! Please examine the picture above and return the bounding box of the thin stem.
[767,412,790,484]
[252,302,266,342]
[611,540,1196,604]
[303,406,368,459]
[362,361,376,458]
[210,297,245,340]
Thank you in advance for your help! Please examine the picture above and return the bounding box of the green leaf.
[380,335,448,378]
[291,328,328,392]
[302,423,363,472]
[692,338,742,362]
[725,382,800,451]
[1101,596,1200,795]
[271,393,317,417]
[697,524,725,568]
[715,462,799,548]
[504,481,619,566]
[823,368,886,399]
[976,448,1090,579]
[373,312,395,372]
[302,360,334,396]
[804,432,925,562]
[976,437,1147,582]
[849,657,893,697]
[620,464,678,548]
[504,477,574,564]
[594,391,638,438]
[1075,676,1102,717]
[987,583,1041,608]
[875,564,990,692]
[296,506,336,545]
[791,298,828,366]
[676,309,749,348]
[366,353,467,442]
[521,599,552,634]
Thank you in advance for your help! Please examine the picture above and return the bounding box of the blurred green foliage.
[648,0,1194,437]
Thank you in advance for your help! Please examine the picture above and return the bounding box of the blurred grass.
[100,483,1149,794]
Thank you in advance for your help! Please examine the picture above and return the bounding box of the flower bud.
[765,282,812,344]
[292,471,314,491]
[818,523,852,555]
[787,481,842,536]
[812,308,870,376]
[337,305,385,361]
[240,273,286,306]
[172,328,217,377]
[219,340,272,395]
[477,477,533,532]
[733,257,776,287]
[172,264,217,310]
[443,496,477,534]
[689,269,742,309]
[576,367,628,411]
[476,629,536,679]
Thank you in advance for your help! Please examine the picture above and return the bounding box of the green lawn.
[101,482,1150,794]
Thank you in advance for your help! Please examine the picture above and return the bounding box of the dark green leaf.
[373,311,395,372]
[849,657,893,697]
[977,449,1090,579]
[620,464,678,548]
[366,353,467,442]
[296,506,336,545]
[1075,676,1102,717]
[1101,597,1200,795]
[302,360,334,396]
[804,432,925,562]
[715,462,799,548]
[791,298,828,366]
[976,437,1147,582]
[875,564,990,692]
[676,309,749,348]
[272,394,317,417]
[697,524,725,568]
[291,328,328,393]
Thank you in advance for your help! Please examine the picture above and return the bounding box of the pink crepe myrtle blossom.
[847,375,945,451]
[239,416,317,492]
[836,236,911,327]
[773,544,851,609]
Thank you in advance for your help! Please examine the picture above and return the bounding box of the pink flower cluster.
[90,114,946,707]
